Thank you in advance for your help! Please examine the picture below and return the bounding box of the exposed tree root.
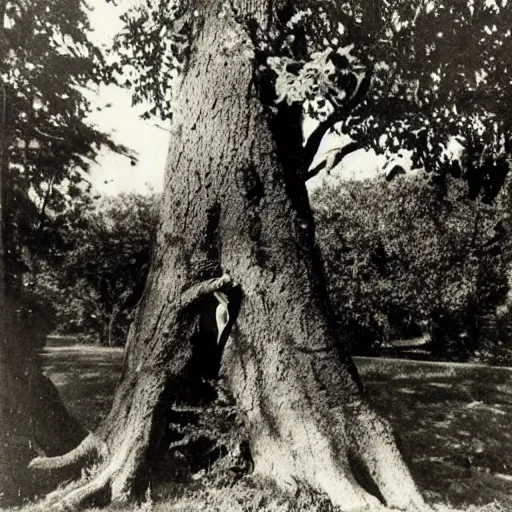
[244,400,430,512]
[29,434,102,476]
[43,470,111,511]
[38,430,155,511]
[28,275,238,510]
[30,386,163,509]
[348,406,427,511]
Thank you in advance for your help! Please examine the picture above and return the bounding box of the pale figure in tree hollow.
[214,291,229,344]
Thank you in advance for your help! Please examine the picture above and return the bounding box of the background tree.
[38,192,158,346]
[1,0,131,307]
[313,172,510,359]
[0,0,131,504]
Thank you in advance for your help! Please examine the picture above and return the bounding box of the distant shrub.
[34,192,159,346]
[312,172,510,359]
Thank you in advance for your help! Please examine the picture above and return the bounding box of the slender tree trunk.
[107,303,120,347]
[0,0,8,365]
[30,2,428,510]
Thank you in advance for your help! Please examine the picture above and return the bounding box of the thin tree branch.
[301,70,372,174]
[305,141,361,181]
[181,274,237,307]
[33,127,66,141]
[147,122,172,133]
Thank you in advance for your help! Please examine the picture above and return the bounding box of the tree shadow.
[356,358,512,508]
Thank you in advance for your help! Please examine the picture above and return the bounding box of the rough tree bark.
[30,1,429,510]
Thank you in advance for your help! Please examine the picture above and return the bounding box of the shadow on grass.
[355,357,512,509]
[39,346,512,510]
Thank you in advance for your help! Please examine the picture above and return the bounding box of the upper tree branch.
[302,69,372,179]
[305,140,360,181]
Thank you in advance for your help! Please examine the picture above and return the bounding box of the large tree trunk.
[30,2,428,510]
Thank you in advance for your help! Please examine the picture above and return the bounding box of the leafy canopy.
[110,0,512,199]
[313,172,510,357]
[35,192,158,346]
[1,0,131,299]
[341,0,512,198]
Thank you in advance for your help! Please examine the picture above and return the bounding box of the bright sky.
[84,1,382,197]
[305,127,384,192]
[85,85,169,196]
[85,1,169,196]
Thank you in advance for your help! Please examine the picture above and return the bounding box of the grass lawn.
[23,346,512,511]
[358,357,512,509]
[40,345,124,432]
